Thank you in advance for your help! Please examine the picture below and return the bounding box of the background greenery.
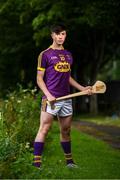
[0,0,120,114]
[0,1,120,178]
[0,0,120,93]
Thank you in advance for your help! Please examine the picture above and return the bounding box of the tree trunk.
[89,95,98,114]
[89,30,105,114]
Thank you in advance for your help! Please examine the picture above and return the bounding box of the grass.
[75,114,120,127]
[1,88,120,179]
[6,121,120,179]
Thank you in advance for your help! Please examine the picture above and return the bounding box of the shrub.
[0,85,42,178]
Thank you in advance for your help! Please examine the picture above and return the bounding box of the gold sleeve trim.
[37,47,50,70]
[37,67,45,71]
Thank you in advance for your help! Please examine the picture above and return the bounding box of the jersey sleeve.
[37,52,47,71]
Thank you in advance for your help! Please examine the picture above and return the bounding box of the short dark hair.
[50,23,67,34]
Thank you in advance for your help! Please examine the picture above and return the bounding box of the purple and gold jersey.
[37,46,73,98]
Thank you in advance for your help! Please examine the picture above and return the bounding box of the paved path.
[72,120,120,150]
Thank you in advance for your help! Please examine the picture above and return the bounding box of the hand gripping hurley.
[47,80,106,107]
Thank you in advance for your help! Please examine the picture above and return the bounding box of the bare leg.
[58,115,72,142]
[33,111,53,167]
[35,111,54,142]
[58,115,76,166]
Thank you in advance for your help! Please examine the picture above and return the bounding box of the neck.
[51,43,64,50]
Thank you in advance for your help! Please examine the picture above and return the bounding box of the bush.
[0,86,42,178]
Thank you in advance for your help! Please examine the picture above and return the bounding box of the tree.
[0,0,120,114]
[0,0,37,94]
[30,0,120,113]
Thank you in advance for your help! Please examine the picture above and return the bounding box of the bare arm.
[37,71,55,101]
[69,76,92,92]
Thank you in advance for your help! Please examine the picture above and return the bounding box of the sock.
[61,141,74,165]
[33,142,44,167]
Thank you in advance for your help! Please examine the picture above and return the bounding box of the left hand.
[82,86,93,95]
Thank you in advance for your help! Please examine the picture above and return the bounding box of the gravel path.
[72,120,120,150]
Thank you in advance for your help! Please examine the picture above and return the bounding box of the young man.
[33,24,92,168]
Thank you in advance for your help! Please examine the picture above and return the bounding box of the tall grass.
[0,86,41,178]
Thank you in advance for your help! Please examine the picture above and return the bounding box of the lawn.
[2,122,120,179]
[1,89,120,179]
[75,114,120,127]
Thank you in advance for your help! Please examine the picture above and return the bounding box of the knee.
[40,125,50,136]
[61,126,71,138]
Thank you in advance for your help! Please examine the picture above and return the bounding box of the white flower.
[22,89,28,93]
[0,112,3,120]
[17,100,21,103]
[25,142,30,149]
[10,96,15,100]
[31,87,37,94]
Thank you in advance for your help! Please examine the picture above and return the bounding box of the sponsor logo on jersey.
[51,56,58,60]
[54,61,70,72]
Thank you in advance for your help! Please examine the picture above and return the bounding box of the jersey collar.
[49,45,64,50]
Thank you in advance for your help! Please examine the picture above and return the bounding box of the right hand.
[47,94,56,102]
[47,94,56,105]
[47,95,56,109]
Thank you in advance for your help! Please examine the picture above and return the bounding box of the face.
[51,30,67,45]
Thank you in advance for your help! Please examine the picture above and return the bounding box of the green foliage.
[77,1,119,28]
[0,86,42,178]
[2,85,41,142]
[98,60,120,80]
[0,0,37,92]
[30,0,120,83]
[0,0,120,95]
[0,0,120,114]
[0,0,120,92]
